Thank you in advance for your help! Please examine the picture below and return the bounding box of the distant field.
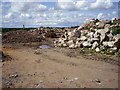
[1,28,36,33]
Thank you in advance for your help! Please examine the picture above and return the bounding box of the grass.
[112,28,120,35]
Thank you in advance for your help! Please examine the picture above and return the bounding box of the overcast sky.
[1,0,120,28]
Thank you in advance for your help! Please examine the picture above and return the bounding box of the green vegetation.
[112,28,120,35]
[112,21,120,25]
[2,28,36,33]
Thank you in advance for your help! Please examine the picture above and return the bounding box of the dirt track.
[2,46,118,88]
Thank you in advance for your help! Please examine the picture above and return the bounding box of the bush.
[112,28,120,35]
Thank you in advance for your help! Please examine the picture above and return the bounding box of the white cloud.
[4,12,13,18]
[3,0,58,2]
[10,2,47,13]
[2,0,119,2]
[43,13,47,18]
[38,4,48,11]
[3,12,16,23]
[20,13,30,18]
[75,0,90,10]
[90,0,113,9]
[10,2,23,12]
[97,13,105,19]
[112,11,117,15]
[57,2,75,10]
[2,2,48,26]
[0,3,2,13]
[56,0,114,10]
[2,1,117,28]
[21,10,88,27]
[58,0,74,2]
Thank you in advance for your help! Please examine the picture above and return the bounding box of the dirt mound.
[2,30,45,43]
[44,30,57,38]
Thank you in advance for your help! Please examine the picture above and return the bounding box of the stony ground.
[2,43,119,88]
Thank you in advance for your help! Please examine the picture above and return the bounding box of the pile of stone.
[2,26,69,44]
[54,18,120,54]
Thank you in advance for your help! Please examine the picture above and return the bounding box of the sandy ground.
[2,44,119,88]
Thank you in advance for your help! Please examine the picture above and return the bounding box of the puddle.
[39,45,51,49]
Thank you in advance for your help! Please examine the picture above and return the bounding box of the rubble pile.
[2,30,45,43]
[2,27,64,43]
[54,18,120,54]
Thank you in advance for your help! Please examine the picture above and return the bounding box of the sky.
[0,0,120,28]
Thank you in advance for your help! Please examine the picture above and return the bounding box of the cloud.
[2,2,48,26]
[90,0,113,9]
[56,0,114,10]
[112,11,117,15]
[10,2,48,13]
[56,2,75,10]
[20,13,30,18]
[97,13,104,19]
[97,13,105,19]
[10,2,25,12]
[2,0,58,2]
[0,3,2,13]
[4,12,13,18]
[75,0,90,10]
[2,1,118,28]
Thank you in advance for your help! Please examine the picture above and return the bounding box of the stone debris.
[92,79,101,85]
[95,47,100,52]
[2,27,64,43]
[34,49,42,54]
[67,77,79,82]
[9,74,18,78]
[54,18,120,54]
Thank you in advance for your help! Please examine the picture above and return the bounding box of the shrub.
[112,28,120,35]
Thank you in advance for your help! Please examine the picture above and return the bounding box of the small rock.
[60,81,63,83]
[92,41,99,49]
[39,80,43,83]
[34,49,42,54]
[74,77,79,80]
[82,41,92,47]
[95,79,101,84]
[111,47,117,51]
[95,47,100,52]
[73,29,81,38]
[14,74,18,78]
[105,24,110,29]
[63,43,67,47]
[87,32,94,38]
[67,40,74,46]
[92,79,101,84]
[80,36,87,41]
[102,41,114,48]
[69,44,77,49]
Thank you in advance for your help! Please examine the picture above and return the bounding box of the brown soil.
[2,43,119,88]
[2,30,45,43]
